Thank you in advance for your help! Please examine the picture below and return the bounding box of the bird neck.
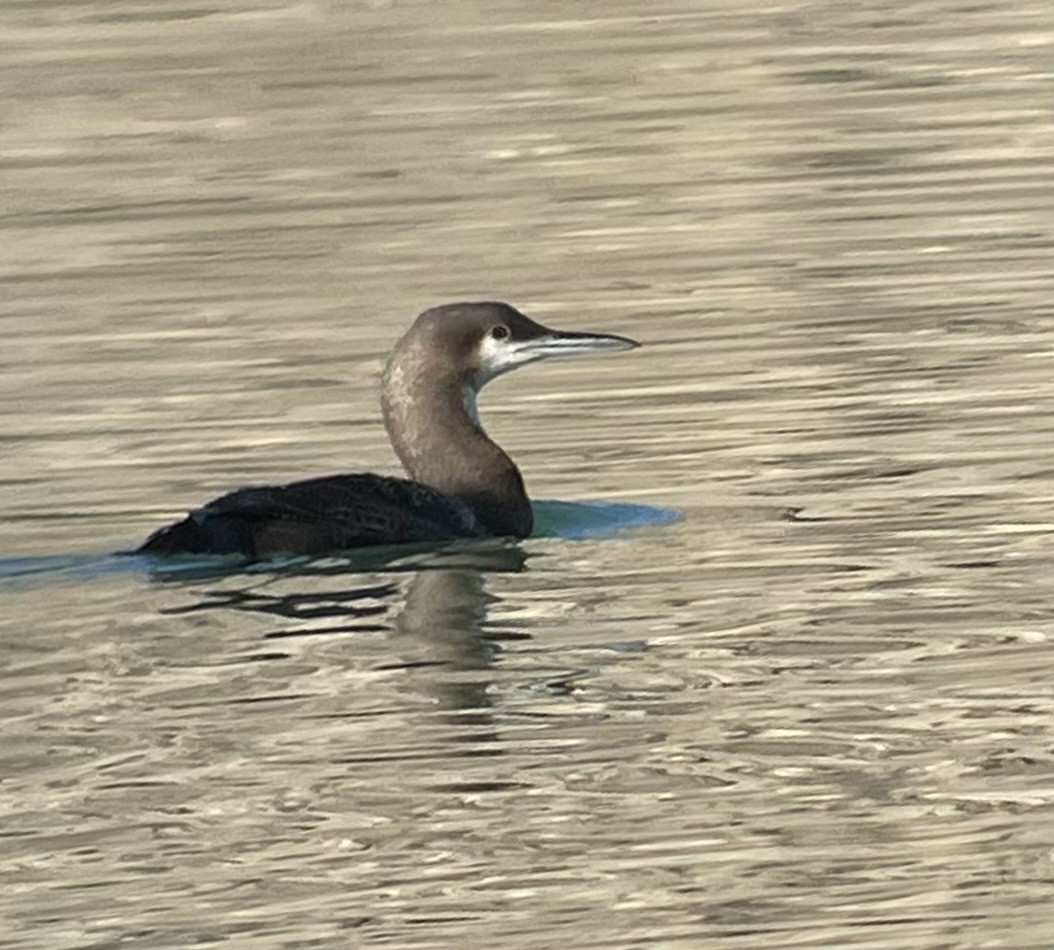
[381,362,533,538]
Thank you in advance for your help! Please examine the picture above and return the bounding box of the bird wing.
[138,473,485,556]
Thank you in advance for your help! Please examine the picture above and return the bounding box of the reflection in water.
[389,551,527,728]
[147,542,528,722]
[155,564,400,637]
[531,499,679,539]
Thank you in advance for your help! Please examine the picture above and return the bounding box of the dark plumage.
[137,301,638,558]
[137,474,485,557]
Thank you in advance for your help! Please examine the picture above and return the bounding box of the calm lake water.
[2,1,1053,947]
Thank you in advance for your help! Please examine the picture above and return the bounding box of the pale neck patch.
[462,382,481,427]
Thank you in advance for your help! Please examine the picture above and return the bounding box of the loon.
[137,301,639,557]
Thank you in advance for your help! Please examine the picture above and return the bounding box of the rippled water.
[3,1,1053,947]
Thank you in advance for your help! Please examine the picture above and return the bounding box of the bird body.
[137,473,485,556]
[138,302,637,557]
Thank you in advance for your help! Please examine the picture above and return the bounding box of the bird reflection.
[148,541,529,721]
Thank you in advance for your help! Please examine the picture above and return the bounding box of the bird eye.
[490,324,510,340]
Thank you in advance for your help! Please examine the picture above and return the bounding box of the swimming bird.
[137,302,638,557]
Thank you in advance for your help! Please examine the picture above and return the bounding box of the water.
[3,0,1053,946]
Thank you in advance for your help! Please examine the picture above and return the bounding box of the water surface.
[2,1,1053,947]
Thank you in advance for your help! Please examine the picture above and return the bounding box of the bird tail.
[136,513,255,556]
